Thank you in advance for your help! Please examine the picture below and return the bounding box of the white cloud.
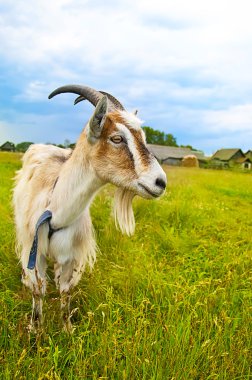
[14,81,48,102]
[1,0,252,79]
[203,104,252,133]
[0,0,252,153]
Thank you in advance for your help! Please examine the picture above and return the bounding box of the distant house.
[0,141,15,152]
[245,150,252,160]
[147,144,207,167]
[211,148,251,170]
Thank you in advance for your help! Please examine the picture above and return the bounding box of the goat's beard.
[114,188,135,236]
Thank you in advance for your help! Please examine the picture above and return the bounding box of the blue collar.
[27,210,53,270]
[27,177,62,270]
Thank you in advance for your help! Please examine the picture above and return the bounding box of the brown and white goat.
[13,85,167,331]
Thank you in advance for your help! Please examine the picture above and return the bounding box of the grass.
[0,151,251,379]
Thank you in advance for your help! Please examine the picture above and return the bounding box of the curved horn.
[100,91,125,111]
[74,91,125,111]
[48,85,104,108]
[74,95,85,105]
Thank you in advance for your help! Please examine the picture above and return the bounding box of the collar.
[27,210,63,270]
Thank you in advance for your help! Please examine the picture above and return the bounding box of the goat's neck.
[49,142,104,228]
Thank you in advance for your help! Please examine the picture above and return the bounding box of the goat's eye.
[110,135,124,144]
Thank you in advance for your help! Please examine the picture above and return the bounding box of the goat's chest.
[48,212,94,266]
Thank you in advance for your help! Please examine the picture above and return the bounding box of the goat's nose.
[155,177,166,190]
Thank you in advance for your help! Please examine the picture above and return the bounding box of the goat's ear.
[87,96,108,143]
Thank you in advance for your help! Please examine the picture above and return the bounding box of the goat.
[13,85,167,331]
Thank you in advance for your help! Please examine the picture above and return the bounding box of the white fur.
[138,159,167,198]
[119,110,143,130]
[115,123,145,175]
[114,188,135,236]
[115,122,167,198]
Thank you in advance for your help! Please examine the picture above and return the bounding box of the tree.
[165,133,178,147]
[142,126,178,147]
[180,144,199,151]
[15,142,34,152]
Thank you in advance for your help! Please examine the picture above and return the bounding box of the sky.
[0,0,252,155]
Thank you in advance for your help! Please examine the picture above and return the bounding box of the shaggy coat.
[13,92,166,331]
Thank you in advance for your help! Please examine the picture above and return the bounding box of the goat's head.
[49,85,167,198]
[49,85,167,234]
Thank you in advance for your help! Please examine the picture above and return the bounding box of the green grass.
[0,152,251,379]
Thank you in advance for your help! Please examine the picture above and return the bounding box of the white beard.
[114,188,135,236]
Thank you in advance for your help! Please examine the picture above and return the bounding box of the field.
[0,151,251,379]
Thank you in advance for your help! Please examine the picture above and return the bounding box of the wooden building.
[0,141,15,152]
[211,149,251,170]
[147,144,207,167]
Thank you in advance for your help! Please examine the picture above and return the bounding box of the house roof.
[236,156,252,163]
[0,141,15,149]
[147,145,191,160]
[211,148,243,161]
[147,144,206,161]
[245,150,252,158]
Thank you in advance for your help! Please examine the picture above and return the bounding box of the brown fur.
[106,111,151,169]
[130,129,151,168]
[91,115,137,181]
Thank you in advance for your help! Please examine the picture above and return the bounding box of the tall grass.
[0,152,251,379]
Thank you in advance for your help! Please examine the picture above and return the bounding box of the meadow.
[0,151,251,379]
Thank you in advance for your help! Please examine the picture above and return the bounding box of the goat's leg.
[60,290,72,332]
[55,260,74,332]
[55,259,84,332]
[31,289,43,330]
[22,254,47,333]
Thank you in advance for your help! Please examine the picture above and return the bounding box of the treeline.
[2,127,197,152]
[142,126,196,150]
[142,126,177,146]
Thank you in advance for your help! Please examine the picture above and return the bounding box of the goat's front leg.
[25,273,46,333]
[54,260,75,332]
[60,290,72,332]
[55,259,84,332]
[30,266,47,333]
[31,289,43,331]
[22,255,47,333]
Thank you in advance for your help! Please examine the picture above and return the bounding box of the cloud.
[203,104,252,134]
[0,0,251,154]
[1,0,251,96]
[0,107,86,144]
[14,81,48,102]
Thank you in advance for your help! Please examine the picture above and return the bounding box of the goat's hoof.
[27,318,43,335]
[63,319,74,334]
[27,322,41,335]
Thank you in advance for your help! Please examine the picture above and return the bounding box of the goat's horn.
[74,95,86,105]
[74,91,125,111]
[48,85,104,108]
[99,91,125,111]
